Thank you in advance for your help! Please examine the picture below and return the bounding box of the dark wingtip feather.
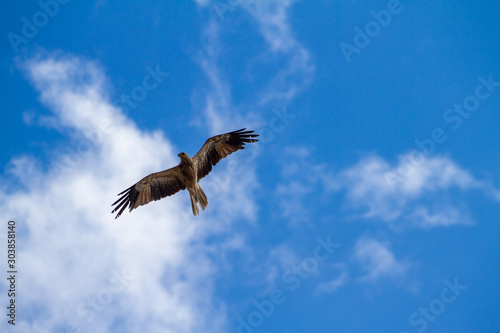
[112,186,135,219]
[117,184,134,196]
[227,129,260,147]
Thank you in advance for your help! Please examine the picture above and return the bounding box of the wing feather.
[192,128,259,181]
[111,166,186,219]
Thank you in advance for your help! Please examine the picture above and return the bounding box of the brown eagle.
[112,128,258,218]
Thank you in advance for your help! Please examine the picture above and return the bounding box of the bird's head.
[178,152,189,161]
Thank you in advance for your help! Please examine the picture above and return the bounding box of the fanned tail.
[189,185,208,216]
[196,184,208,211]
[189,189,199,216]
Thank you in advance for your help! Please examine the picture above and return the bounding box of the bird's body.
[112,128,258,218]
[178,153,197,187]
[178,152,208,216]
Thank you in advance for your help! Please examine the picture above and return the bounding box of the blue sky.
[1,0,499,332]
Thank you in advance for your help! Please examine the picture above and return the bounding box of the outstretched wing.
[112,166,186,219]
[192,128,259,181]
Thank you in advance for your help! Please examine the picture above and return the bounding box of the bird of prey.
[112,128,259,218]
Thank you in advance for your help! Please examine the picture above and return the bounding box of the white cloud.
[335,153,496,227]
[412,206,473,227]
[272,146,338,225]
[316,237,410,293]
[192,0,314,132]
[353,237,408,282]
[246,244,301,293]
[243,0,315,104]
[270,146,497,228]
[316,263,348,293]
[0,53,258,333]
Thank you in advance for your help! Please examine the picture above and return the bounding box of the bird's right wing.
[192,128,259,181]
[112,166,186,219]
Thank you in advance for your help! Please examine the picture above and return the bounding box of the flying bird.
[112,128,259,218]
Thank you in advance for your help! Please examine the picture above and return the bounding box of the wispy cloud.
[193,19,236,133]
[316,237,410,293]
[334,153,496,227]
[353,236,409,282]
[271,145,497,229]
[316,263,348,294]
[192,0,314,131]
[242,0,315,104]
[274,146,335,225]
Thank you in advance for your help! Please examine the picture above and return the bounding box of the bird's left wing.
[192,128,259,181]
[112,166,186,219]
